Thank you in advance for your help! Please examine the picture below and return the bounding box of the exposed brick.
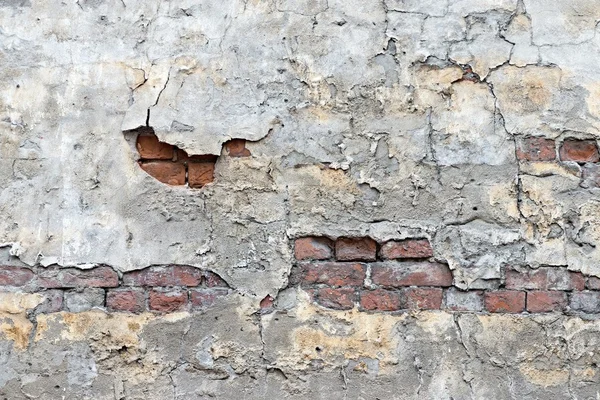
[260,295,274,310]
[123,266,203,287]
[107,289,145,313]
[527,291,567,313]
[36,266,118,289]
[570,292,600,313]
[484,291,525,313]
[296,262,366,287]
[224,139,251,157]
[406,287,443,310]
[335,237,377,261]
[516,137,556,161]
[294,237,333,260]
[0,266,34,286]
[136,134,174,160]
[310,287,356,310]
[203,271,228,287]
[175,149,217,164]
[34,290,64,313]
[188,162,215,188]
[360,289,403,311]
[190,288,229,309]
[380,239,433,260]
[149,289,188,312]
[559,139,599,163]
[371,262,453,288]
[139,161,185,185]
[444,288,484,311]
[587,276,600,290]
[505,268,584,291]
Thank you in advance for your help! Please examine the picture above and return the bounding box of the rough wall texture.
[2,0,600,398]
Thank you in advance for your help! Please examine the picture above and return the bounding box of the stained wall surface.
[2,0,600,398]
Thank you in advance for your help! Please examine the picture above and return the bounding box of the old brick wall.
[2,0,600,398]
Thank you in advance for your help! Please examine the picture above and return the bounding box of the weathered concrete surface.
[0,291,600,399]
[1,0,600,397]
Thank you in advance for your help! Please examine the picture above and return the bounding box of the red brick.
[294,237,333,260]
[188,162,215,188]
[136,134,174,160]
[149,289,188,312]
[0,266,33,286]
[190,288,228,309]
[406,288,443,310]
[360,289,403,311]
[224,139,251,157]
[297,262,366,287]
[335,237,377,261]
[36,266,118,288]
[310,287,356,310]
[526,291,567,313]
[123,266,203,287]
[484,291,525,313]
[516,137,556,161]
[203,271,228,287]
[587,277,600,290]
[260,295,274,310]
[139,161,185,185]
[505,268,584,291]
[380,239,433,260]
[107,289,145,313]
[559,139,599,163]
[371,262,453,288]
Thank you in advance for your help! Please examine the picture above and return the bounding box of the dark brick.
[380,239,433,260]
[296,262,366,287]
[335,237,377,261]
[484,290,525,313]
[371,262,453,288]
[36,266,118,289]
[294,237,333,261]
[0,266,34,287]
[123,266,203,287]
[527,291,567,313]
[107,289,145,313]
[149,289,188,312]
[360,289,404,311]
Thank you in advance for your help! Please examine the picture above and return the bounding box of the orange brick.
[136,134,174,160]
[188,162,215,188]
[139,161,185,185]
[224,139,251,157]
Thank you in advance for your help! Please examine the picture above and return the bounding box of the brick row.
[294,236,434,262]
[516,136,600,163]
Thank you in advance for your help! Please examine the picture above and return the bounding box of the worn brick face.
[136,134,174,160]
[444,289,484,311]
[0,266,34,286]
[294,237,333,260]
[516,137,556,161]
[335,237,377,261]
[484,291,525,313]
[379,239,433,260]
[36,266,118,288]
[559,139,600,163]
[190,288,229,309]
[371,262,453,288]
[505,268,584,291]
[310,288,356,310]
[297,262,366,287]
[123,266,203,287]
[406,288,443,310]
[526,291,567,313]
[224,139,251,157]
[139,161,186,185]
[360,289,403,311]
[149,289,188,312]
[107,289,145,313]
